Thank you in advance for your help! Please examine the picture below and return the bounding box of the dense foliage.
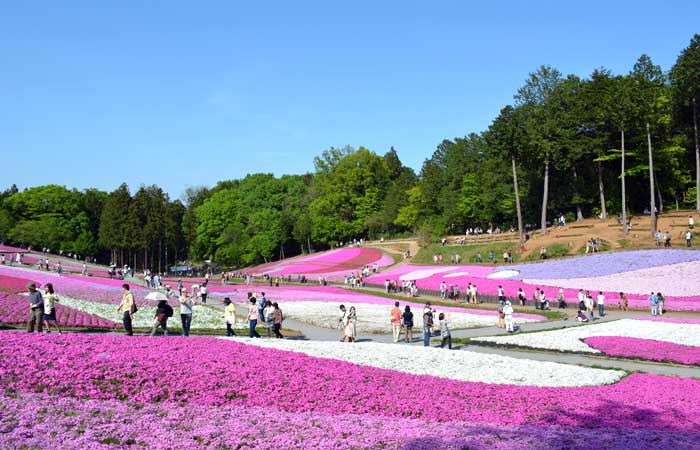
[3,35,700,268]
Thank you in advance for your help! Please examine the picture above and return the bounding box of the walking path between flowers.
[223,303,700,378]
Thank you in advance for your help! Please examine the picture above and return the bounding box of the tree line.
[2,35,700,268]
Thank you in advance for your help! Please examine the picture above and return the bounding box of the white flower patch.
[487,270,519,279]
[56,296,245,330]
[278,301,541,334]
[398,267,456,281]
[231,338,625,387]
[472,319,700,353]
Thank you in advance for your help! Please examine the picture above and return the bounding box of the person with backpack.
[117,283,135,336]
[402,305,413,343]
[272,303,284,338]
[150,300,173,336]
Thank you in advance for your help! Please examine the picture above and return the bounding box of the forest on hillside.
[2,35,700,269]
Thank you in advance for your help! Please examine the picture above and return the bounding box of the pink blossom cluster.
[584,336,700,366]
[1,332,699,435]
[0,274,40,293]
[0,294,117,328]
[248,248,394,279]
[366,263,700,311]
[0,391,696,450]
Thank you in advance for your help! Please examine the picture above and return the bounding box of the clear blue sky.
[3,1,699,199]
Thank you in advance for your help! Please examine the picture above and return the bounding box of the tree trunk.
[621,127,627,235]
[647,122,657,236]
[657,183,664,214]
[572,166,584,221]
[511,154,524,249]
[158,239,162,274]
[540,161,549,235]
[693,95,700,213]
[597,160,607,219]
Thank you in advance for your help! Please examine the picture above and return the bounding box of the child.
[439,313,452,349]
[576,309,589,322]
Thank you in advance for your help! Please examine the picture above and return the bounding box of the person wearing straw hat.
[26,283,44,333]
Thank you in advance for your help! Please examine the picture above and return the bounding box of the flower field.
[0,293,118,328]
[0,332,699,449]
[471,318,700,357]
[583,336,700,366]
[368,250,700,311]
[247,247,395,280]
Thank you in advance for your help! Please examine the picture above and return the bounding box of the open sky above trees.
[3,1,699,196]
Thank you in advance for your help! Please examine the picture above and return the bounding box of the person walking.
[390,301,402,343]
[42,283,62,334]
[272,303,284,338]
[438,313,452,349]
[177,279,183,296]
[518,288,526,307]
[150,300,172,336]
[248,298,261,338]
[224,297,237,336]
[440,282,446,300]
[117,284,135,336]
[503,300,514,332]
[257,292,267,322]
[497,285,505,304]
[402,305,413,343]
[179,288,194,336]
[26,283,44,333]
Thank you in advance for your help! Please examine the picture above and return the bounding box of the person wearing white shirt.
[503,301,514,332]
[597,292,606,317]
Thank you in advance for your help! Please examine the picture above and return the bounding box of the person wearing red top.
[390,301,402,343]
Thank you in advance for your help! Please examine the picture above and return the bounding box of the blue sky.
[2,1,699,199]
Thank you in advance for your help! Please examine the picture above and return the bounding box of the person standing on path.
[657,292,665,315]
[179,288,195,336]
[402,305,413,343]
[26,283,44,333]
[585,291,595,321]
[422,304,433,347]
[264,300,275,337]
[42,283,62,333]
[199,284,208,304]
[503,300,514,333]
[390,302,402,343]
[596,291,606,317]
[272,303,284,338]
[438,313,452,349]
[649,292,659,316]
[117,284,135,336]
[497,286,505,304]
[257,292,267,322]
[440,282,446,300]
[338,305,347,341]
[177,279,183,296]
[248,298,261,338]
[343,306,357,343]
